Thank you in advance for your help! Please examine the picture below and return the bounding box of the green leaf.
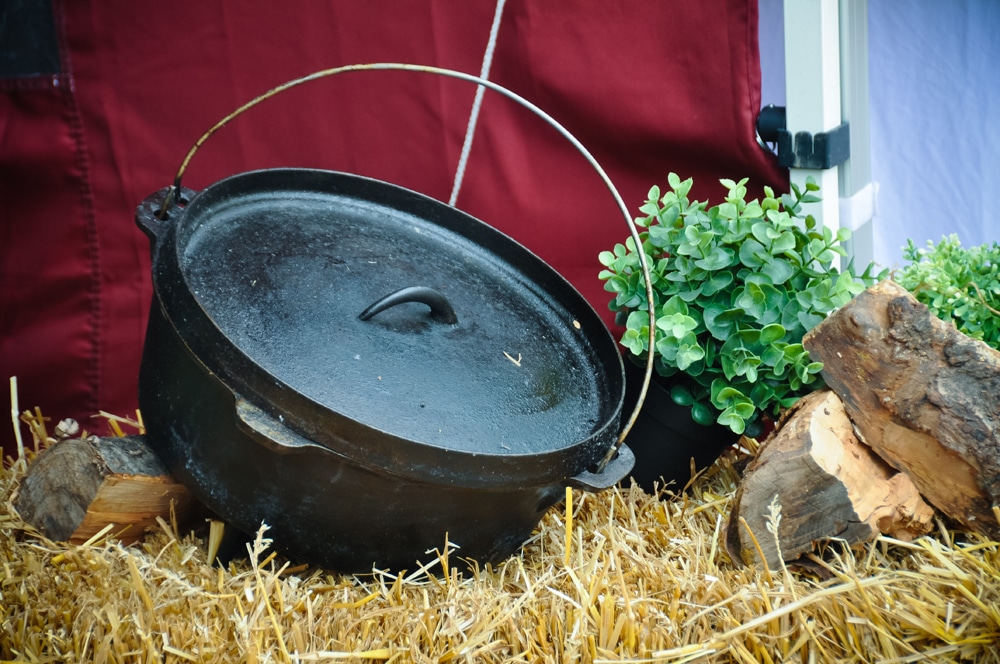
[738,238,767,268]
[705,306,743,341]
[626,310,649,331]
[654,335,680,362]
[647,224,673,248]
[797,310,825,331]
[761,343,785,368]
[676,177,694,200]
[603,275,627,293]
[659,204,681,228]
[677,229,706,258]
[718,202,738,220]
[735,283,767,319]
[751,221,781,245]
[719,336,762,381]
[670,384,695,406]
[701,271,734,296]
[717,409,746,435]
[690,402,715,427]
[676,283,705,302]
[782,343,807,361]
[598,251,617,267]
[655,312,698,338]
[736,328,762,346]
[742,201,764,219]
[733,401,755,419]
[695,246,735,271]
[742,272,773,287]
[771,230,797,253]
[816,248,839,265]
[713,385,745,405]
[760,257,795,285]
[660,295,689,316]
[759,323,785,344]
[711,380,753,434]
[675,339,706,371]
[620,328,645,355]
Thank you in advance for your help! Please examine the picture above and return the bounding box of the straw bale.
[2,422,1000,662]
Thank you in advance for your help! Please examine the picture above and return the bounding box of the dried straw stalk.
[2,423,999,662]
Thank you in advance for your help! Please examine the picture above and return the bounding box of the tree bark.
[726,390,933,568]
[803,279,1000,539]
[14,435,197,545]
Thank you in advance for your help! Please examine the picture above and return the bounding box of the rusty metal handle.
[156,63,655,465]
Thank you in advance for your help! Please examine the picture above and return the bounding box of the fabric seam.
[53,0,102,418]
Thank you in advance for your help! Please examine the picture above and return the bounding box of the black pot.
[620,362,738,494]
[135,169,634,573]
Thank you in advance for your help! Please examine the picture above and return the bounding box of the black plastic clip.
[756,105,851,170]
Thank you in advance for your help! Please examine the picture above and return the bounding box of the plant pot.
[620,362,739,494]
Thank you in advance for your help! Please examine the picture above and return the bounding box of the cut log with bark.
[803,279,1000,540]
[726,390,934,569]
[14,435,197,545]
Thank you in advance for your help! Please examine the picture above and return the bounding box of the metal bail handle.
[157,63,656,465]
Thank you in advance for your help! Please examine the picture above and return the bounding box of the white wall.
[758,0,1000,270]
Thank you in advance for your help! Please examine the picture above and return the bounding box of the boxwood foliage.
[896,235,1000,350]
[599,174,885,435]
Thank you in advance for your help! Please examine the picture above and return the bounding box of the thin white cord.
[449,0,507,207]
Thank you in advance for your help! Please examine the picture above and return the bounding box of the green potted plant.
[895,234,1000,350]
[600,174,884,490]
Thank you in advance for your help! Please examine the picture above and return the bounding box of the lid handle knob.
[359,286,458,325]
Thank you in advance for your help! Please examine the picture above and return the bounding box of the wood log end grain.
[14,435,197,545]
[726,390,934,569]
[804,279,1000,539]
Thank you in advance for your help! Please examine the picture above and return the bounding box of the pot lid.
[152,169,623,473]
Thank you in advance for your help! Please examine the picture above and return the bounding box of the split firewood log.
[726,390,934,569]
[14,435,197,545]
[803,279,1000,539]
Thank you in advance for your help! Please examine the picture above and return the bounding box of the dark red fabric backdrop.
[1,0,785,453]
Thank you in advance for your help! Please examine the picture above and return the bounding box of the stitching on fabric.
[53,0,102,419]
[0,75,61,93]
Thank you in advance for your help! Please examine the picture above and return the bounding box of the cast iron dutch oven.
[135,65,656,573]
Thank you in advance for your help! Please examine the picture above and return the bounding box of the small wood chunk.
[14,435,196,545]
[803,280,1000,539]
[726,390,934,569]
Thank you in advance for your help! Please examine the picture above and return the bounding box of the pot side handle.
[235,397,325,455]
[135,186,198,247]
[565,442,635,492]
